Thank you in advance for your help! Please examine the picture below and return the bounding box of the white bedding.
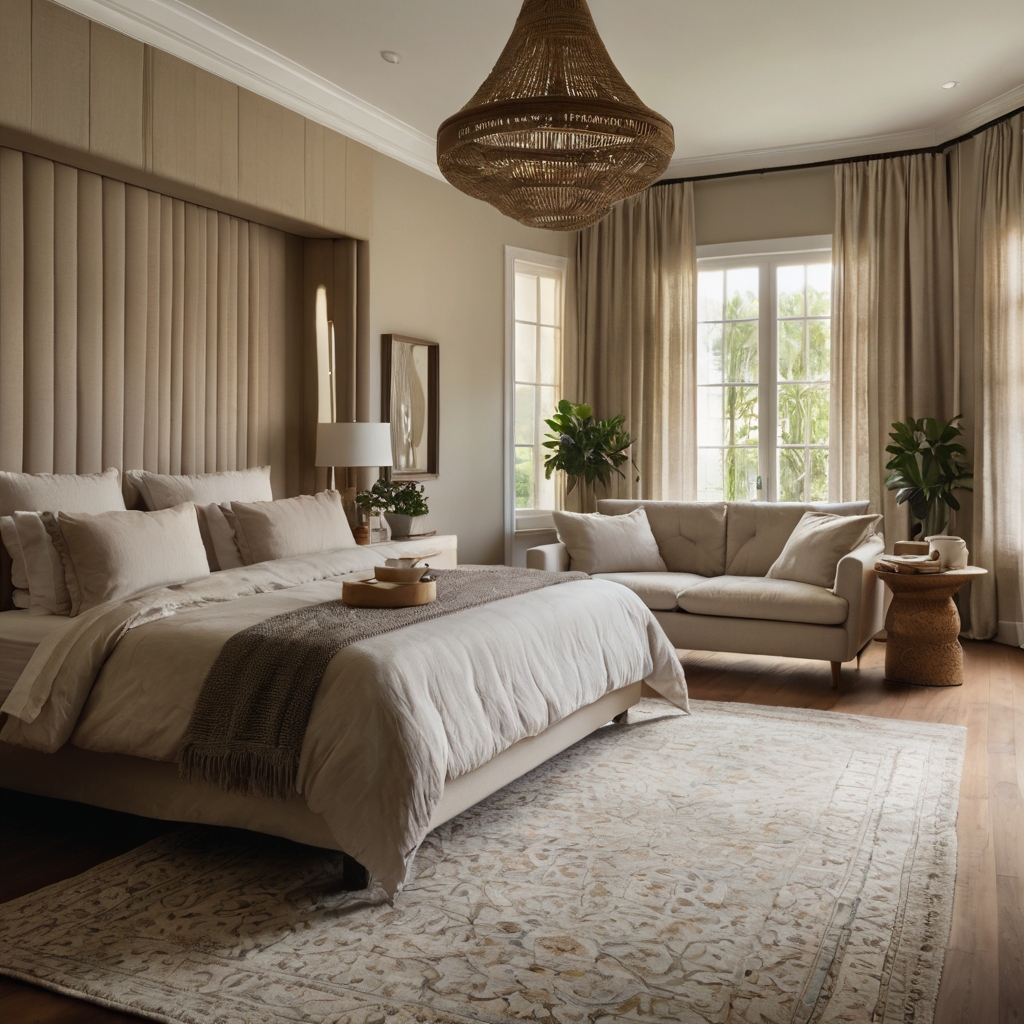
[0,549,688,894]
[0,611,74,702]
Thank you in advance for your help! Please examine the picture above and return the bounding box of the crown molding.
[54,0,444,181]
[56,0,1024,187]
[663,80,1024,180]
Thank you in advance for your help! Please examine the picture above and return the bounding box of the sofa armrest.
[526,542,570,572]
[834,533,886,659]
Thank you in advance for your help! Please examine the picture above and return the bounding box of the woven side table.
[874,566,986,686]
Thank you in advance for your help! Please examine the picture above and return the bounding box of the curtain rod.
[653,101,1024,186]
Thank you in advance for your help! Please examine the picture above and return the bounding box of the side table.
[874,566,986,686]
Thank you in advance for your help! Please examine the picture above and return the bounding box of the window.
[504,247,567,546]
[696,237,832,502]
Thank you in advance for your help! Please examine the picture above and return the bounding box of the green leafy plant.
[884,415,973,538]
[542,400,635,494]
[355,479,429,517]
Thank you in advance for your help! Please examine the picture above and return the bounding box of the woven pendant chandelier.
[436,0,675,231]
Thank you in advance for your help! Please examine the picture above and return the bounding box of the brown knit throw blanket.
[178,567,589,799]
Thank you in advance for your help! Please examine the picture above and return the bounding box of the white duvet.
[0,548,689,894]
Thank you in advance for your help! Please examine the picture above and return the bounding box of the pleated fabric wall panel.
[0,147,300,494]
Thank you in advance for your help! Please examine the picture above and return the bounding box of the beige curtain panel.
[575,181,697,507]
[968,113,1024,642]
[829,154,957,546]
[0,147,302,498]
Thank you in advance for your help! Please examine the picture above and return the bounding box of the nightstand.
[370,534,457,569]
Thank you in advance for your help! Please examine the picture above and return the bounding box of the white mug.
[925,534,968,570]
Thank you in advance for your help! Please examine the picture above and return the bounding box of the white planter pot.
[384,513,430,539]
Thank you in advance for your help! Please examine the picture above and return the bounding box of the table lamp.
[316,422,394,544]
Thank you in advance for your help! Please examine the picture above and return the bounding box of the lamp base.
[352,524,370,546]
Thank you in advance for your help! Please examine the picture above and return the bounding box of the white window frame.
[504,246,568,561]
[695,235,832,502]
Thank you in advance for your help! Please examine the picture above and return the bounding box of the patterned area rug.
[0,700,964,1024]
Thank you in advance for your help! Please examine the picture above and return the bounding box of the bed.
[0,544,688,896]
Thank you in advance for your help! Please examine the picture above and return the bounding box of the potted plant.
[542,400,636,502]
[884,415,973,538]
[356,479,431,539]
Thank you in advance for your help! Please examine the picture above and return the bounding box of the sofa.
[526,500,885,688]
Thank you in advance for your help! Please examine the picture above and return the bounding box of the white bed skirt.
[0,683,641,852]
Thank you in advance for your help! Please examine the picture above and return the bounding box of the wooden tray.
[342,578,436,608]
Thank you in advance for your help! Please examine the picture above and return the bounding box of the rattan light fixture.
[436,0,675,231]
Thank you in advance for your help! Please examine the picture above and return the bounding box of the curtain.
[0,147,304,500]
[969,113,1024,642]
[574,182,696,507]
[830,155,956,546]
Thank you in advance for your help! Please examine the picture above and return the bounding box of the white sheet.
[1,550,688,894]
[0,611,73,701]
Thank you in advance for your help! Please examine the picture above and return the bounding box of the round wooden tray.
[342,578,436,608]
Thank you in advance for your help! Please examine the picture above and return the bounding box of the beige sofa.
[526,500,885,688]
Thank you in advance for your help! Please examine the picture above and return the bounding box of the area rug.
[0,700,964,1024]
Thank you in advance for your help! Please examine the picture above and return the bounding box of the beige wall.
[693,166,835,245]
[368,154,575,565]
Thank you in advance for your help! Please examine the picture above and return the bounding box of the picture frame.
[381,334,439,480]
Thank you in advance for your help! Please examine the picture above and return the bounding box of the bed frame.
[0,682,641,887]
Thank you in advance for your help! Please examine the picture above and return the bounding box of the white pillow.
[0,468,126,518]
[43,504,211,616]
[126,468,273,571]
[125,467,273,509]
[13,512,73,615]
[224,490,356,565]
[552,508,667,575]
[766,511,882,590]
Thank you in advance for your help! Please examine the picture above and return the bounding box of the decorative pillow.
[766,511,882,590]
[43,504,211,616]
[0,468,126,518]
[13,512,74,615]
[552,508,667,575]
[11,589,29,609]
[125,468,274,571]
[0,515,28,591]
[224,490,356,565]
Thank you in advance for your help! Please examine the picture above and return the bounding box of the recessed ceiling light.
[380,50,401,65]
[942,81,959,89]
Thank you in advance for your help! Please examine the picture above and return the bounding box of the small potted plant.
[356,479,431,539]
[884,415,973,538]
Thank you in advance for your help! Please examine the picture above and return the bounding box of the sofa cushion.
[597,500,727,576]
[553,508,666,574]
[766,510,882,589]
[593,571,706,611]
[724,501,872,577]
[676,575,849,625]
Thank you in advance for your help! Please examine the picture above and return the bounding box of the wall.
[368,153,575,565]
[692,166,835,245]
[0,0,372,240]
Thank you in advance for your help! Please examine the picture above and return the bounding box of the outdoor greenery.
[884,415,973,537]
[541,400,634,495]
[355,479,429,518]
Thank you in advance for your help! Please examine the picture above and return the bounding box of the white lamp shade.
[316,422,394,468]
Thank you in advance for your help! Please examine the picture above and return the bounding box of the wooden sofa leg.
[830,661,841,690]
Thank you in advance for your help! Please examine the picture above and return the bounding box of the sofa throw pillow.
[224,490,356,566]
[126,468,274,571]
[553,508,667,575]
[766,510,882,590]
[44,504,211,616]
[0,516,28,591]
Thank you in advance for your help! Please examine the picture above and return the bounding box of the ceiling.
[66,0,1024,180]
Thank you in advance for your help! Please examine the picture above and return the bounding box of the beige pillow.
[553,508,667,575]
[13,512,73,615]
[0,468,125,518]
[0,516,28,591]
[766,511,882,590]
[224,490,356,565]
[125,468,274,571]
[44,504,211,616]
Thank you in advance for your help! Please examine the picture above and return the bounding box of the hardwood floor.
[0,638,1021,1022]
